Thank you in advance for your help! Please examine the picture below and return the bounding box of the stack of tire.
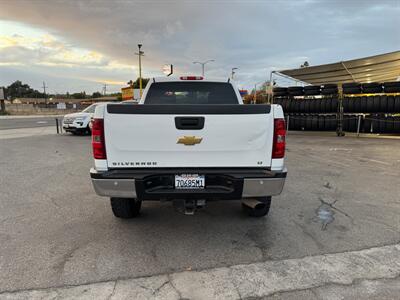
[288,115,337,131]
[342,115,400,133]
[343,95,400,113]
[274,81,400,134]
[274,97,338,114]
[341,81,400,94]
[363,116,400,134]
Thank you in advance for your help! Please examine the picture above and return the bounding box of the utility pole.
[231,67,238,80]
[103,84,107,96]
[42,81,48,105]
[135,44,145,98]
[193,60,214,77]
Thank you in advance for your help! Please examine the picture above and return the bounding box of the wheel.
[84,126,91,135]
[242,197,271,217]
[110,198,141,218]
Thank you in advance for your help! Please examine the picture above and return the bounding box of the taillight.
[180,76,203,80]
[272,118,286,159]
[92,118,106,159]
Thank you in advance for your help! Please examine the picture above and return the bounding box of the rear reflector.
[92,118,106,159]
[180,76,203,80]
[272,118,286,159]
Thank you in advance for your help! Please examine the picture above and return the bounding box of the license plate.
[175,174,205,189]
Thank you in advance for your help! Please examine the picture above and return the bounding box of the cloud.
[0,0,399,92]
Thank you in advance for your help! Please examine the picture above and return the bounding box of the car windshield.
[144,82,238,104]
[82,104,97,113]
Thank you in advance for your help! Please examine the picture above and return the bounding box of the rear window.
[144,82,238,104]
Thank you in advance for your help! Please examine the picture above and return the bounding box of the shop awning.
[278,51,400,85]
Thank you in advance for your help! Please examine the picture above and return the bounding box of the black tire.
[330,116,338,131]
[354,97,361,113]
[343,82,362,94]
[379,95,388,113]
[343,117,349,131]
[273,87,288,96]
[281,99,287,112]
[367,96,374,113]
[363,117,372,133]
[110,197,141,219]
[383,81,400,93]
[394,117,400,133]
[321,84,338,95]
[311,115,318,131]
[321,87,338,95]
[325,98,332,113]
[371,117,379,133]
[349,117,357,132]
[331,98,338,113]
[360,96,368,113]
[304,85,321,95]
[387,96,395,113]
[373,96,381,112]
[288,86,304,96]
[305,99,311,113]
[242,197,271,217]
[84,126,91,135]
[292,99,300,113]
[318,115,325,131]
[320,99,327,113]
[362,82,383,94]
[306,116,312,130]
[300,116,306,130]
[385,117,394,133]
[286,99,293,113]
[300,100,306,113]
[394,96,400,112]
[315,99,322,113]
[292,115,299,130]
[342,97,349,113]
[348,97,355,113]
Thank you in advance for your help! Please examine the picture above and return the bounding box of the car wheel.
[242,197,271,217]
[110,198,142,218]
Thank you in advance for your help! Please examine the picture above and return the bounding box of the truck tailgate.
[104,104,273,168]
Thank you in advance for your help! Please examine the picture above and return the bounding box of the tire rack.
[273,92,400,136]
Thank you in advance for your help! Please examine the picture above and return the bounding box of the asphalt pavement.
[0,116,63,130]
[0,132,399,296]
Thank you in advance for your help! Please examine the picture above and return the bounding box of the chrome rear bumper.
[90,167,286,199]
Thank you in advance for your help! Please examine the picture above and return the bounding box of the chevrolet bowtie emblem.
[177,136,203,146]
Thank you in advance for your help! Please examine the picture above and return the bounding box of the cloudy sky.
[0,0,399,94]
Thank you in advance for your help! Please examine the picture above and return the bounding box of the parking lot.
[1,129,400,298]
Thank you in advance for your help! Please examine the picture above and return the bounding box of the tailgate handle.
[175,117,205,130]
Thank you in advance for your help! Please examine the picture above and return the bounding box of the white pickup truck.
[90,76,287,218]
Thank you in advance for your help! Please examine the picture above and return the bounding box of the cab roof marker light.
[180,76,204,80]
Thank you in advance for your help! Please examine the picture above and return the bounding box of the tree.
[130,77,150,89]
[91,92,102,98]
[6,81,44,100]
[71,92,86,99]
